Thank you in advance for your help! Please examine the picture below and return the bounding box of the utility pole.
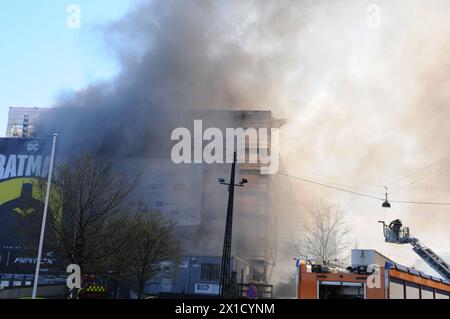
[218,152,247,297]
[32,133,57,299]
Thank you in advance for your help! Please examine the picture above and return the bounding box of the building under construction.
[4,107,297,297]
[5,107,44,138]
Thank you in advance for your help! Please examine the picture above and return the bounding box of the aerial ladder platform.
[379,220,450,281]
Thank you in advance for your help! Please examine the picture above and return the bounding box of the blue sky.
[0,0,138,136]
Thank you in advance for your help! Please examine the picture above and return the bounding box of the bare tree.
[21,154,184,299]
[293,201,352,265]
[25,153,140,274]
[121,209,181,299]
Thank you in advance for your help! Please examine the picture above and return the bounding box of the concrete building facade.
[4,107,296,296]
[6,107,44,138]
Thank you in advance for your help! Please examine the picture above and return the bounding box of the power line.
[278,168,385,194]
[282,169,385,189]
[390,199,450,206]
[278,168,384,195]
[278,170,450,206]
[279,158,450,194]
[387,156,450,187]
[277,170,384,201]
[386,165,450,197]
[395,164,450,189]
[389,186,450,192]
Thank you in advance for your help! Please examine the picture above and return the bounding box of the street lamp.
[218,152,247,298]
[382,186,391,208]
[32,133,58,299]
[219,177,247,187]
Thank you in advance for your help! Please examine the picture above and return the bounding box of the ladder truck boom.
[379,220,450,281]
[409,237,450,281]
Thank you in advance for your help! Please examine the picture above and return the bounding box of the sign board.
[194,283,220,295]
[0,138,58,274]
[245,285,258,299]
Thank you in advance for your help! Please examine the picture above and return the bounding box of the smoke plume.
[38,0,450,280]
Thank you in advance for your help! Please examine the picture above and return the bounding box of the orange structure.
[297,250,450,299]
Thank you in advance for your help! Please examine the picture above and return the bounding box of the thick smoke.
[38,0,450,279]
[39,0,292,154]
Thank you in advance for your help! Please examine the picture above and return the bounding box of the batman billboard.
[0,138,59,274]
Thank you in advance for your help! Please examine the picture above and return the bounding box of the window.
[405,282,420,299]
[389,278,404,299]
[200,264,221,282]
[421,286,434,299]
[318,282,365,299]
[435,289,450,299]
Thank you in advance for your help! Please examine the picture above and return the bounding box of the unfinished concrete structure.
[5,107,297,294]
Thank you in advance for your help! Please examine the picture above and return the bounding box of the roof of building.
[390,263,450,285]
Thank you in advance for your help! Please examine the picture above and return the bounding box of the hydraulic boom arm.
[408,237,450,281]
[379,220,450,281]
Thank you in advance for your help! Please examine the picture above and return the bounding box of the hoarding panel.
[0,138,57,274]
